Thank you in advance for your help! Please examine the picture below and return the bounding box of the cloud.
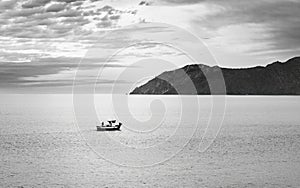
[109,15,121,20]
[1,0,299,93]
[192,0,300,56]
[97,5,114,12]
[46,3,67,12]
[57,9,82,17]
[0,5,90,39]
[8,7,44,17]
[61,16,89,25]
[0,56,134,91]
[0,0,127,41]
[138,0,300,57]
[0,0,18,11]
[139,1,152,6]
[0,0,140,93]
[22,0,51,9]
[59,0,84,3]
[159,0,204,5]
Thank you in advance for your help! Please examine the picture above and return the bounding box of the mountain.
[130,57,300,95]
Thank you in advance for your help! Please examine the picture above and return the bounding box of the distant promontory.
[130,57,300,95]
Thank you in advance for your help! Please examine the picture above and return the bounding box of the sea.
[0,94,299,187]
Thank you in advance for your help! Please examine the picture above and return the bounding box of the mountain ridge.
[130,57,300,95]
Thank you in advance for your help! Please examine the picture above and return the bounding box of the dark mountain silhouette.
[130,57,300,95]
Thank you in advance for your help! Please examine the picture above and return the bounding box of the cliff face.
[130,57,300,95]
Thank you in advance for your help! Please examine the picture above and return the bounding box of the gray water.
[0,95,299,187]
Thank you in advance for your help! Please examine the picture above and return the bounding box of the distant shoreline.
[129,94,300,96]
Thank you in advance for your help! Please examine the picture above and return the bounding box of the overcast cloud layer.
[0,0,299,93]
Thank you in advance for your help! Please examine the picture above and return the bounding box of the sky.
[0,0,299,93]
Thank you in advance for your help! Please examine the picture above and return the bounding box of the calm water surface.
[0,95,299,187]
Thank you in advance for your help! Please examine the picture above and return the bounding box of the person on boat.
[117,122,122,129]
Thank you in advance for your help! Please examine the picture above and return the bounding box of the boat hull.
[96,126,121,131]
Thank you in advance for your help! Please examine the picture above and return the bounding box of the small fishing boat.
[96,120,122,131]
